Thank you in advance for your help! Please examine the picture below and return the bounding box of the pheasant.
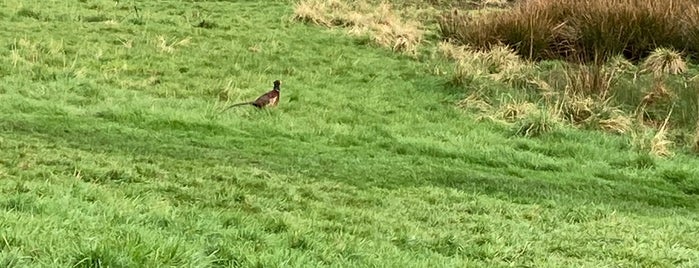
[223,80,281,111]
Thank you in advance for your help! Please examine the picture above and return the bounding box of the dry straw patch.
[639,80,674,111]
[498,99,538,122]
[292,0,336,27]
[439,41,534,87]
[555,92,633,134]
[598,114,633,134]
[630,108,675,158]
[437,40,471,61]
[651,112,674,157]
[156,35,191,54]
[292,0,424,55]
[515,107,560,137]
[486,45,534,86]
[457,92,492,113]
[640,47,687,77]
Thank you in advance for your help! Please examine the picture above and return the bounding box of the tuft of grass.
[195,20,217,29]
[444,42,534,88]
[537,60,637,134]
[16,7,40,20]
[598,114,633,134]
[498,99,537,122]
[451,57,486,86]
[561,62,618,99]
[515,108,558,137]
[650,108,675,158]
[437,40,470,61]
[457,92,492,113]
[639,80,674,109]
[640,47,688,77]
[292,0,335,26]
[156,35,191,54]
[630,108,676,158]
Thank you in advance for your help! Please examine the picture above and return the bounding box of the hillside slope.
[0,0,697,267]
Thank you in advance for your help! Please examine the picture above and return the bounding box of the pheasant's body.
[251,89,279,108]
[223,80,281,111]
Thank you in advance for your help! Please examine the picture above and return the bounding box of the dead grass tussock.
[293,0,424,55]
[456,87,540,126]
[557,93,596,123]
[442,41,535,87]
[527,78,556,101]
[452,57,487,85]
[631,108,675,158]
[292,0,335,26]
[457,92,492,113]
[366,18,422,54]
[484,45,522,73]
[515,107,559,137]
[635,80,675,126]
[607,54,636,74]
[641,47,687,77]
[640,80,674,108]
[499,99,537,122]
[468,98,553,132]
[485,45,535,87]
[598,112,633,134]
[439,42,528,71]
[650,108,675,157]
[562,63,619,100]
[551,87,634,134]
[437,40,472,61]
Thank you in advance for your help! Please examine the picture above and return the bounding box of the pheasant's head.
[273,80,281,90]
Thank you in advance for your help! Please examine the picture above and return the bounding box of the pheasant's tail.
[221,102,253,112]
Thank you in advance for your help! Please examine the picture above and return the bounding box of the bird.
[222,80,281,111]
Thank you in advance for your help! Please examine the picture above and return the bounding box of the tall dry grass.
[437,0,699,62]
[439,41,535,88]
[447,41,690,156]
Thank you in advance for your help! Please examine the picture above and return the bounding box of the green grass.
[0,0,698,267]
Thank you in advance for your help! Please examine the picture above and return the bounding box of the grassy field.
[0,0,698,267]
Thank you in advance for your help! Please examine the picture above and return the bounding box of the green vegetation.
[0,0,697,267]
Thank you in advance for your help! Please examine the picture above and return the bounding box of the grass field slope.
[0,0,698,267]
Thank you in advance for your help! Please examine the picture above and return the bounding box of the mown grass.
[0,0,698,267]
